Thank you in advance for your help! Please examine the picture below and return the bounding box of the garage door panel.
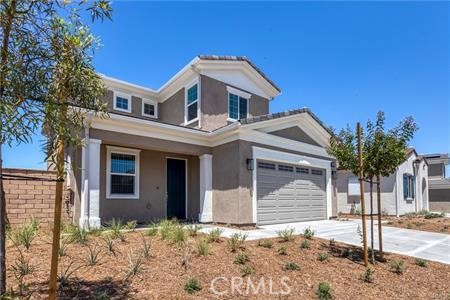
[257,160,326,225]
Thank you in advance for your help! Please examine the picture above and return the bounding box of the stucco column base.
[199,212,213,223]
[88,217,101,229]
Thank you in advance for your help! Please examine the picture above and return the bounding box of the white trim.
[165,157,188,219]
[199,154,213,222]
[251,146,333,224]
[113,90,132,113]
[184,80,200,125]
[226,86,252,99]
[141,98,158,118]
[106,146,141,199]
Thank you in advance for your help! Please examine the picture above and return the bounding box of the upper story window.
[185,82,199,124]
[227,86,251,121]
[113,91,132,113]
[106,146,140,199]
[142,99,157,118]
[403,173,415,200]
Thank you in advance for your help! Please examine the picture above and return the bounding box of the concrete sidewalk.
[200,219,450,265]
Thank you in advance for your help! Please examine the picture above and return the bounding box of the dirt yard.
[4,222,450,300]
[338,213,450,234]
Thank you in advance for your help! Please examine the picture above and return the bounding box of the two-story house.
[424,153,450,212]
[67,55,335,228]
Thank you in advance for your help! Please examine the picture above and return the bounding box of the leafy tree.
[0,0,111,296]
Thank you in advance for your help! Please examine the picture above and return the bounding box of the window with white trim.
[228,93,248,120]
[185,83,198,123]
[403,173,415,200]
[113,91,131,113]
[142,99,157,118]
[107,147,140,198]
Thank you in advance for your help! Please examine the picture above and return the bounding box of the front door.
[166,158,186,219]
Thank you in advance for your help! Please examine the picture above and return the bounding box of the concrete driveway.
[202,219,450,265]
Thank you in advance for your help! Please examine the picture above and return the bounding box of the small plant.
[302,227,315,239]
[169,225,187,246]
[104,235,116,255]
[86,244,101,266]
[125,220,137,231]
[65,226,89,244]
[387,221,393,225]
[283,261,300,271]
[234,252,249,265]
[228,232,248,252]
[390,260,405,274]
[317,253,329,262]
[406,224,412,229]
[186,224,201,237]
[141,234,151,258]
[58,261,82,288]
[316,282,333,300]
[10,253,34,296]
[207,228,224,243]
[360,267,375,283]
[59,240,68,257]
[276,227,295,242]
[424,211,445,219]
[125,252,144,280]
[144,223,159,236]
[106,218,126,242]
[241,265,255,276]
[278,245,287,255]
[300,239,311,249]
[415,258,428,267]
[381,208,389,216]
[184,278,201,294]
[196,239,210,256]
[258,239,273,248]
[329,238,335,246]
[158,219,178,240]
[9,219,39,250]
[181,248,190,271]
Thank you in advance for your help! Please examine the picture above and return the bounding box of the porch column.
[199,154,213,222]
[79,138,102,229]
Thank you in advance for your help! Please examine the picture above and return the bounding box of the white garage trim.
[252,146,333,224]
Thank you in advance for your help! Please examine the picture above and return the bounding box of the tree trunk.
[376,175,384,260]
[370,178,375,264]
[357,123,369,267]
[0,0,17,294]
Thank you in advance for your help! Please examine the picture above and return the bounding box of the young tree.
[0,1,111,295]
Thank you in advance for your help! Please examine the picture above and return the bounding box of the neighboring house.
[423,153,450,212]
[336,149,429,216]
[66,55,335,228]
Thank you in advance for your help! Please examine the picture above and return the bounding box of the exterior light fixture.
[246,158,254,171]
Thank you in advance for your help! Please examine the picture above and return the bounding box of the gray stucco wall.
[268,127,321,147]
[200,75,269,132]
[158,88,185,126]
[429,189,450,212]
[428,163,444,178]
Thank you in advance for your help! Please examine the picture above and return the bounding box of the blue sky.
[4,1,449,170]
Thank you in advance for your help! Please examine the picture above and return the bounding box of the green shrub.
[141,234,151,258]
[125,252,143,280]
[104,235,116,256]
[86,244,101,266]
[424,212,445,219]
[276,227,295,242]
[207,228,224,243]
[390,260,405,274]
[258,239,273,248]
[186,224,201,237]
[106,218,126,242]
[316,282,333,300]
[241,265,255,276]
[302,227,315,239]
[158,219,178,240]
[300,239,311,249]
[169,225,187,246]
[196,239,210,256]
[228,232,248,252]
[65,226,89,245]
[10,253,34,295]
[59,240,68,257]
[184,278,201,294]
[278,245,287,255]
[144,223,159,236]
[9,219,39,250]
[58,261,81,288]
[415,258,428,268]
[283,261,300,271]
[317,253,329,262]
[125,220,137,231]
[360,267,374,283]
[234,253,249,265]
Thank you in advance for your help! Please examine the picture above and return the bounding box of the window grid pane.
[258,162,276,170]
[239,97,248,119]
[187,84,198,104]
[229,93,239,119]
[111,153,136,174]
[116,96,129,110]
[111,175,135,194]
[144,103,155,116]
[187,102,198,121]
[278,165,294,172]
[311,169,323,176]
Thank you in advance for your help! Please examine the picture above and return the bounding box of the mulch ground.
[338,214,450,234]
[5,228,450,299]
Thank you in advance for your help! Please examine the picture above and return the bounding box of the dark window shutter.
[411,175,415,198]
[403,174,408,199]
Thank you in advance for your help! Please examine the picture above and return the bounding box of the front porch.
[76,128,213,228]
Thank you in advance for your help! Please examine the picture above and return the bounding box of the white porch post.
[199,154,213,223]
[79,138,102,229]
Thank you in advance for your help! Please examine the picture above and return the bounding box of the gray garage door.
[257,160,327,225]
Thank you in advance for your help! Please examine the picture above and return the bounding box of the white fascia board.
[100,74,158,100]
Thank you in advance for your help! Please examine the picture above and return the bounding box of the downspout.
[412,160,420,212]
[395,168,399,217]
